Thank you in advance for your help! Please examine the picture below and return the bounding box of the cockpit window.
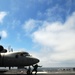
[20,52,30,56]
[23,53,30,56]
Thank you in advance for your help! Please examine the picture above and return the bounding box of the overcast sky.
[0,0,75,67]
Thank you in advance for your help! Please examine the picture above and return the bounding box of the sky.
[0,0,75,67]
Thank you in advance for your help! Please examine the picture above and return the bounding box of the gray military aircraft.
[0,45,39,69]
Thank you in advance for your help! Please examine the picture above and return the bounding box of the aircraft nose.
[36,58,40,63]
[32,58,40,64]
[26,56,40,65]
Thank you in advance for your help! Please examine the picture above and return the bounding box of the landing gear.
[9,67,11,70]
[26,66,32,75]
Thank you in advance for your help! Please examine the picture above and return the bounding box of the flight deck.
[0,69,75,75]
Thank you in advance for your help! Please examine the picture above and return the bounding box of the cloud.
[31,12,75,67]
[23,19,42,35]
[0,30,7,38]
[23,19,36,32]
[16,33,22,42]
[0,12,7,23]
[37,1,72,22]
[11,20,21,29]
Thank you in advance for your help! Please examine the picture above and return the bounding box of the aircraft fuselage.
[0,52,39,67]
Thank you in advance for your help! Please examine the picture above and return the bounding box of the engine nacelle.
[0,45,7,53]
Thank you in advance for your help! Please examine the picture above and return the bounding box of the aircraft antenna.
[8,45,13,52]
[8,45,11,52]
[0,36,2,40]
